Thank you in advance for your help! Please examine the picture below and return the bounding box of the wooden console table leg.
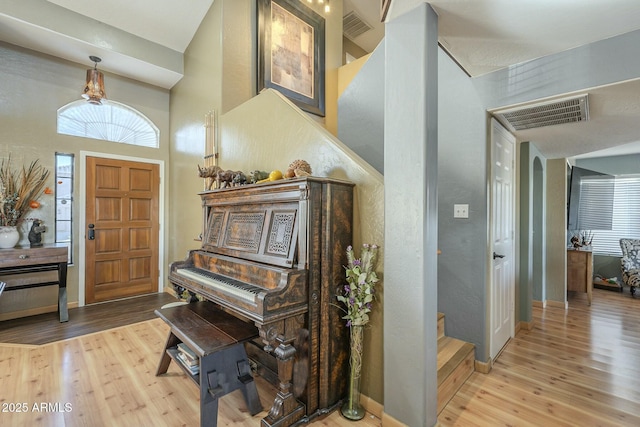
[57,261,68,322]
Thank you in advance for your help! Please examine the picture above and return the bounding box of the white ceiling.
[3,0,640,160]
[45,0,213,53]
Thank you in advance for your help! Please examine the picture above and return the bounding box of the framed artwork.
[258,0,325,116]
[381,0,391,21]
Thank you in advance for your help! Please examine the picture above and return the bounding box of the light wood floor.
[0,318,381,427]
[439,288,640,426]
[2,288,638,426]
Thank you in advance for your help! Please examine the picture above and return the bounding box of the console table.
[0,244,69,322]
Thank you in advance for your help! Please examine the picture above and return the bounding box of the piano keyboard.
[174,267,262,303]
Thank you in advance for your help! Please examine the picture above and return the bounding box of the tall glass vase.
[341,324,365,420]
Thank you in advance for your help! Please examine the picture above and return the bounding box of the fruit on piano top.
[257,169,283,183]
[268,170,283,180]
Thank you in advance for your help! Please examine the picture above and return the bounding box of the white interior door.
[490,119,516,360]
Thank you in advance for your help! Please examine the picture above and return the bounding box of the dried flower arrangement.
[0,156,50,227]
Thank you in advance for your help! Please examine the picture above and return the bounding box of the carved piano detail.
[169,177,354,427]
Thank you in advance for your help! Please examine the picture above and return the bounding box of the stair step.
[437,336,474,414]
[437,312,445,340]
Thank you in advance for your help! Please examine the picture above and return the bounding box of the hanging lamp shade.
[82,56,106,105]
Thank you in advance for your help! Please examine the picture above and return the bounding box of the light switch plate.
[454,204,469,218]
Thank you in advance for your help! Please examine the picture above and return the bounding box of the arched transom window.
[57,100,159,148]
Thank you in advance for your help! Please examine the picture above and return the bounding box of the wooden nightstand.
[567,249,593,305]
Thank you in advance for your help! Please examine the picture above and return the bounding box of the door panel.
[490,119,516,360]
[86,157,160,304]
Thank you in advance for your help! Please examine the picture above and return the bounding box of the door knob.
[88,223,95,240]
[493,252,505,259]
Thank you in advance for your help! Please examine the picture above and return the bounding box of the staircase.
[437,312,475,413]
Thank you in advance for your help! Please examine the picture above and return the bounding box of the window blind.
[577,176,614,231]
[583,176,640,256]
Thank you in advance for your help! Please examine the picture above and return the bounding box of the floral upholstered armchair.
[620,238,640,297]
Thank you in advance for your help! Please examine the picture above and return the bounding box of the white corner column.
[384,3,438,426]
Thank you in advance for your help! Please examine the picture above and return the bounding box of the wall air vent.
[493,94,589,132]
[343,11,372,40]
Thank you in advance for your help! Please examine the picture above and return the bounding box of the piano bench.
[155,301,262,427]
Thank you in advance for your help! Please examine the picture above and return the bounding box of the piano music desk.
[155,301,262,427]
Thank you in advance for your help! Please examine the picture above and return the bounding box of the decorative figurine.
[197,165,241,189]
[214,169,239,188]
[28,219,46,247]
[198,164,223,190]
[232,171,247,186]
[285,159,312,178]
[247,170,269,184]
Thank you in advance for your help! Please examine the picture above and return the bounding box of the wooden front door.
[85,157,160,304]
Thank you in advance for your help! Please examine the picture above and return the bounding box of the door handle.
[88,223,95,240]
[493,252,505,259]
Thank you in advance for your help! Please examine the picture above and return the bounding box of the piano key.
[175,267,260,303]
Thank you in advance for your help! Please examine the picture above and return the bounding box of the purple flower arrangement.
[337,243,380,327]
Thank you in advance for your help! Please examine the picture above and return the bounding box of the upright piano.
[168,177,354,426]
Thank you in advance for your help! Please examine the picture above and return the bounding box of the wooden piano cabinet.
[567,249,593,305]
[170,177,354,427]
[0,244,69,322]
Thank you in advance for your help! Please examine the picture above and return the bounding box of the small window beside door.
[55,153,74,264]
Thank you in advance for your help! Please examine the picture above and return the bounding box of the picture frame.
[257,0,325,117]
[381,0,391,21]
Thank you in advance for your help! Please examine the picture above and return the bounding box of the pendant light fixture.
[82,55,106,105]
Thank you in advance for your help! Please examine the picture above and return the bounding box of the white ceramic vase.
[0,226,20,249]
